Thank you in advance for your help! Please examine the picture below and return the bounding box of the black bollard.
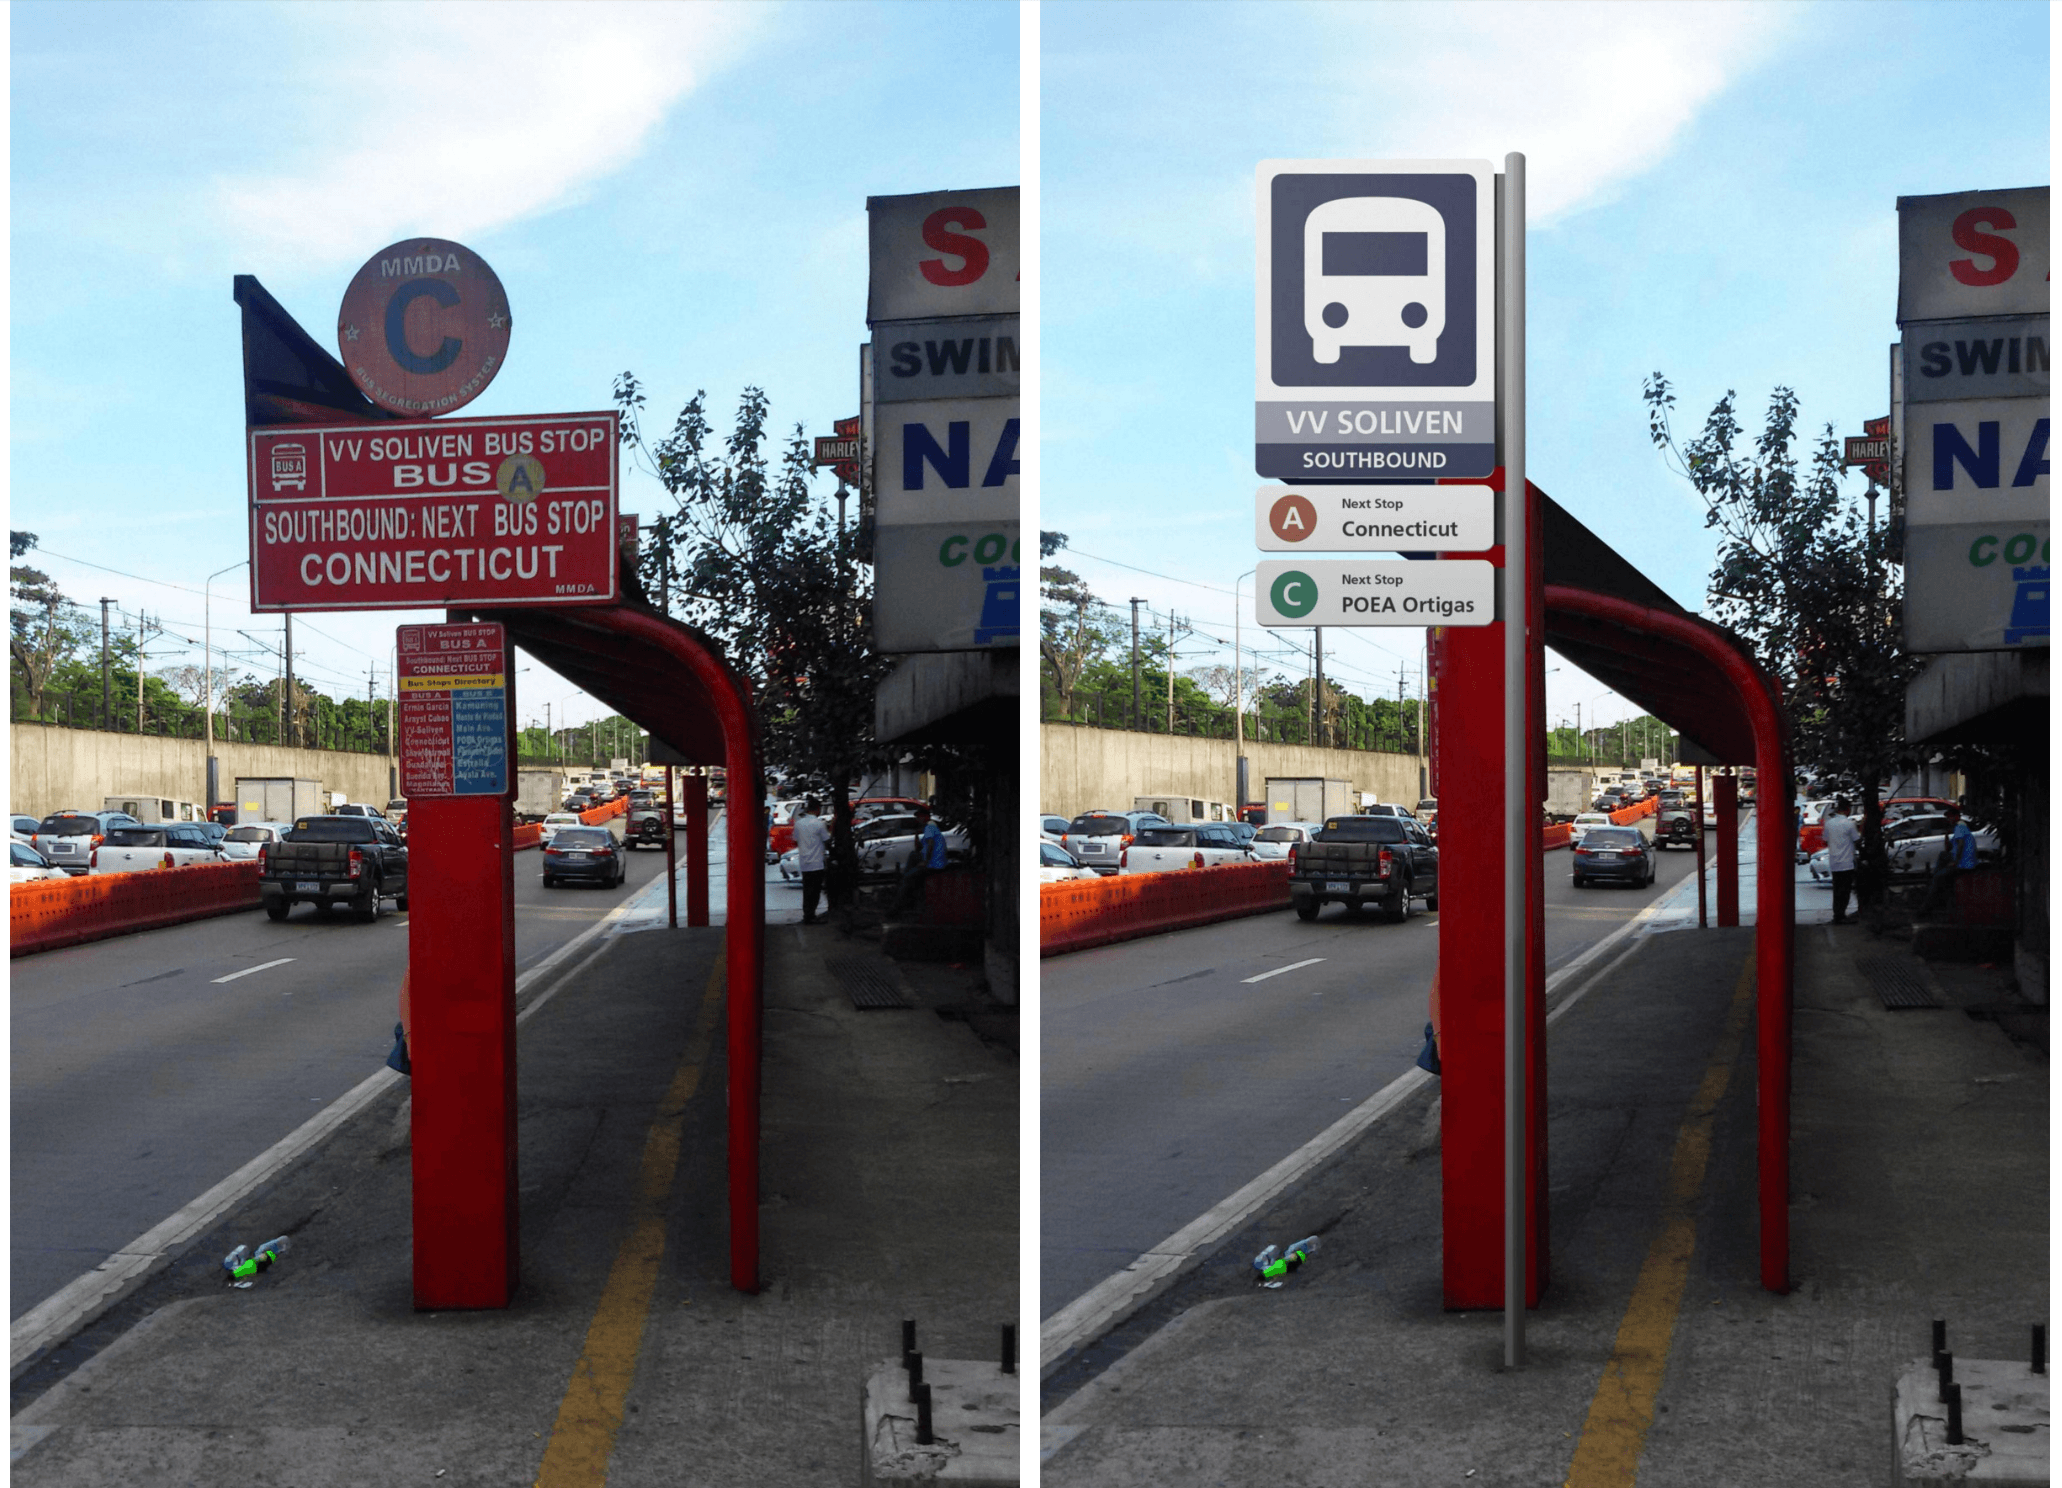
[1002,1324,1016,1375]
[907,1350,924,1401]
[2035,1324,2046,1376]
[916,1382,935,1446]
[1932,1319,1947,1363]
[1937,1350,1954,1402]
[1946,1383,1963,1446]
[903,1319,917,1359]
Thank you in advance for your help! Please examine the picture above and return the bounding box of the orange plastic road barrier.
[1609,797,1658,826]
[579,797,628,827]
[1541,823,1572,851]
[512,823,542,851]
[1041,861,1290,957]
[11,861,263,957]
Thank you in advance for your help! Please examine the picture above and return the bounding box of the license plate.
[295,881,319,893]
[565,852,589,858]
[1326,880,1350,894]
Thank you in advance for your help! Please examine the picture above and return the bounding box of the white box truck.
[103,794,206,824]
[233,777,323,825]
[1133,793,1235,824]
[517,767,569,818]
[1262,777,1352,825]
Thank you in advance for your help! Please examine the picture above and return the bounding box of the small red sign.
[833,414,861,485]
[398,623,509,798]
[248,411,619,611]
[338,239,512,417]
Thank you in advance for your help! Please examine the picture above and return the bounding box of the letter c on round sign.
[385,279,463,374]
[1268,493,1318,543]
[1270,569,1319,619]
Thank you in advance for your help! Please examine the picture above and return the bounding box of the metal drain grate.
[826,956,911,1010]
[1855,951,1942,1010]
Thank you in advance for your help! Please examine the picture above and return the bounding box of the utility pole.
[1165,611,1184,735]
[283,613,296,749]
[545,702,552,763]
[1313,626,1325,748]
[1129,598,1145,731]
[135,609,146,734]
[100,598,114,730]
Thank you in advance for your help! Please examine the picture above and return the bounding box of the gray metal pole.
[100,598,114,729]
[1502,152,1528,1369]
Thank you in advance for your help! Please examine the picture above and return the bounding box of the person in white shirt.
[1821,798,1862,925]
[792,798,832,925]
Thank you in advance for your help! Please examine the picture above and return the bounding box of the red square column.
[1433,474,1548,1310]
[407,791,519,1307]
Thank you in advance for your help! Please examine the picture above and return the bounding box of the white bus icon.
[269,442,309,492]
[1303,196,1445,365]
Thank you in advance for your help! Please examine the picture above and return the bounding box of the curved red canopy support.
[1545,585,1794,1293]
[475,600,766,1294]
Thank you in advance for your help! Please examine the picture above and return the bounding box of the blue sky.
[11,0,1017,732]
[1040,0,2050,733]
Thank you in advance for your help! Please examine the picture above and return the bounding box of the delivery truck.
[517,767,569,819]
[1262,777,1351,826]
[232,777,322,826]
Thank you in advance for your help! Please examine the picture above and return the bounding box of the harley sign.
[248,411,619,611]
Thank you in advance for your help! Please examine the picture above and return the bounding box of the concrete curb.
[1038,875,1689,1380]
[6,824,715,1380]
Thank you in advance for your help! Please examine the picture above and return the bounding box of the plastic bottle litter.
[224,1236,292,1282]
[1255,1235,1321,1282]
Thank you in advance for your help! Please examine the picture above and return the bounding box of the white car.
[89,823,231,874]
[1569,813,1614,846]
[778,847,801,882]
[31,809,142,875]
[1883,815,2001,879]
[539,813,585,845]
[13,814,41,844]
[1039,841,1097,882]
[1249,821,1322,861]
[1039,814,1070,844]
[11,841,67,883]
[854,815,972,878]
[1119,823,1255,875]
[219,821,293,861]
[1059,809,1169,876]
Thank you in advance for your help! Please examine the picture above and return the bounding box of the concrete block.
[1893,1355,2048,1485]
[862,1356,1019,1485]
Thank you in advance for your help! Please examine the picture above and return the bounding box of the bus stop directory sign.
[398,623,509,797]
[248,411,619,611]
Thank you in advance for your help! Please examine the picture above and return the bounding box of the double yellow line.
[1564,955,1755,1486]
[533,952,726,1486]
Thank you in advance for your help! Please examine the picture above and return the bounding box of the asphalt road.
[9,817,686,1321]
[1040,824,1705,1316]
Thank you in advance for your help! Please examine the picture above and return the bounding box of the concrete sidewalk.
[12,915,1018,1484]
[1042,921,2046,1484]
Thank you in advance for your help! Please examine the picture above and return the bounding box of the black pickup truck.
[260,815,410,923]
[1288,814,1440,923]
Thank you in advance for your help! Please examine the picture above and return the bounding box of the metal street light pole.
[204,561,247,810]
[1236,569,1256,810]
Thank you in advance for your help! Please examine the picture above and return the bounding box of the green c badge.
[1270,569,1318,619]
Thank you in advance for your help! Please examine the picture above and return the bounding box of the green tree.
[1039,533,1126,721]
[615,377,893,888]
[1644,375,1919,878]
[10,533,96,722]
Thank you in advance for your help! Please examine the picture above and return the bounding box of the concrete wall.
[1039,723,1425,821]
[10,722,396,821]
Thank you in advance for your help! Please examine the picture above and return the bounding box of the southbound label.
[397,623,509,797]
[248,412,618,611]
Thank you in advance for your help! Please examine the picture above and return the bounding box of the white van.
[1304,195,1445,366]
[103,794,205,825]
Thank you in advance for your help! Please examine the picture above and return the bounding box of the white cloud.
[1321,0,1789,225]
[213,1,766,266]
